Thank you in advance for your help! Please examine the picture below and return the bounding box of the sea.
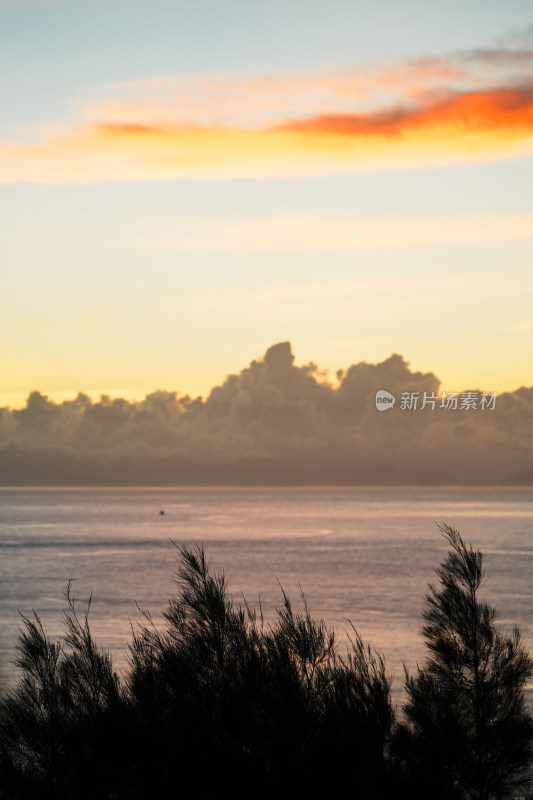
[0,486,532,705]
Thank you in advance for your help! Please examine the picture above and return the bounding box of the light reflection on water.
[0,486,532,705]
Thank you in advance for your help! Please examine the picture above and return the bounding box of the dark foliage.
[0,530,531,800]
[0,545,395,799]
[403,525,533,800]
[125,545,396,798]
[0,586,128,800]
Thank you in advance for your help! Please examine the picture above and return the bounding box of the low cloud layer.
[1,342,532,485]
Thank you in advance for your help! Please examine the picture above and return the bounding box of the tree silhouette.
[1,534,532,799]
[127,544,396,798]
[0,545,395,799]
[403,524,533,800]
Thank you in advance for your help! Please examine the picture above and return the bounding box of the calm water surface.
[0,487,532,702]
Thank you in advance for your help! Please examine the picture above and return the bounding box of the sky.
[1,0,533,410]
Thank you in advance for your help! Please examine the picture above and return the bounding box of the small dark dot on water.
[160,510,165,515]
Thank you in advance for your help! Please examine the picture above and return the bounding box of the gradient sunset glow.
[1,0,532,413]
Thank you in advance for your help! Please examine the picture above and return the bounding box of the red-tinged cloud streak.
[1,68,533,182]
[274,86,533,174]
[279,86,533,136]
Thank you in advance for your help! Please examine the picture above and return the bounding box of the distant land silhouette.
[0,342,531,486]
[0,452,460,486]
[504,468,533,485]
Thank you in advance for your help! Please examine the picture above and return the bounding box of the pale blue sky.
[2,0,532,126]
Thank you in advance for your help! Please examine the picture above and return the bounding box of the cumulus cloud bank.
[1,342,532,485]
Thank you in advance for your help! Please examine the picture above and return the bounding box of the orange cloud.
[101,48,532,126]
[2,68,533,182]
[279,86,533,137]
